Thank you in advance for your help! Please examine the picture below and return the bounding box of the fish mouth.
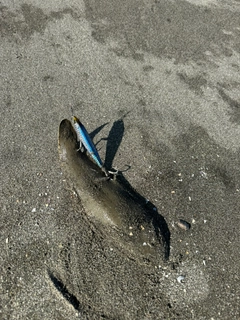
[58,119,78,157]
[58,119,170,263]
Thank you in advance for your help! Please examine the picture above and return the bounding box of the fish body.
[72,116,104,169]
[58,119,170,264]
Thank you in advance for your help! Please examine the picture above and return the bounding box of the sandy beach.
[1,0,240,319]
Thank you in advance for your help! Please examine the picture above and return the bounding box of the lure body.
[72,116,104,169]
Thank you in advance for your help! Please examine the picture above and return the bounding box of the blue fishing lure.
[72,116,104,169]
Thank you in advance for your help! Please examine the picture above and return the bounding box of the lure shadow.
[89,122,109,141]
[104,112,131,169]
[89,113,129,171]
[104,118,125,170]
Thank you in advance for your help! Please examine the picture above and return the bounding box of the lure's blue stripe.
[73,118,103,169]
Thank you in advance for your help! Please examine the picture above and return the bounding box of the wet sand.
[1,0,240,319]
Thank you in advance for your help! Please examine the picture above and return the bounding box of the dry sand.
[1,0,240,319]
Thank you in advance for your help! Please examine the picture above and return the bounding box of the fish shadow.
[116,173,170,260]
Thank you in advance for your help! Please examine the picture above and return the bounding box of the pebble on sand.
[177,219,191,231]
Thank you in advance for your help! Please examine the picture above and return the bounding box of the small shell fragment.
[177,275,185,283]
[177,219,191,231]
[199,170,208,179]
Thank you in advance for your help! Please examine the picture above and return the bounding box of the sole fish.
[58,119,170,264]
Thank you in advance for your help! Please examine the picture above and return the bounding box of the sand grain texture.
[1,0,240,319]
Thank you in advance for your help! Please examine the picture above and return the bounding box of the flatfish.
[58,119,170,264]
